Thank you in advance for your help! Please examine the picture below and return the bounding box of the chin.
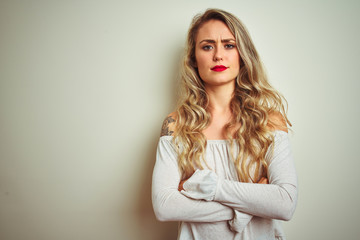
[203,78,236,87]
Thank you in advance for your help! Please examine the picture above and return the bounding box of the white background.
[1,0,359,239]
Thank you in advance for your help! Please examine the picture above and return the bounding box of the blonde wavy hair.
[174,8,291,182]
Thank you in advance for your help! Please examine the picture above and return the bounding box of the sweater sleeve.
[181,131,298,221]
[151,136,234,222]
[214,131,298,220]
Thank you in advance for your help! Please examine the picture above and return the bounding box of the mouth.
[211,65,228,72]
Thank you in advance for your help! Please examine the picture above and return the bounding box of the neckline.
[159,130,288,142]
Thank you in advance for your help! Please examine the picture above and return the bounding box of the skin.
[160,20,285,187]
[160,116,175,137]
[195,20,240,140]
[159,20,240,140]
[178,20,268,188]
[195,20,240,88]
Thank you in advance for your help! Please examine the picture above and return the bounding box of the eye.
[202,45,213,50]
[225,44,236,49]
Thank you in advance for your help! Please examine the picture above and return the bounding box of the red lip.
[211,65,228,72]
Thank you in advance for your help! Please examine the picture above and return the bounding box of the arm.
[216,131,297,220]
[181,131,298,221]
[152,136,235,222]
[153,114,253,232]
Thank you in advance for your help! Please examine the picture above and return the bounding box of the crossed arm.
[152,137,235,222]
[152,114,297,230]
[179,131,297,221]
[152,131,297,225]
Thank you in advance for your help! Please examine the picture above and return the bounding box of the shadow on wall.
[134,136,178,240]
[133,47,184,239]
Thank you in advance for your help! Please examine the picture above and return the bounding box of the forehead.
[196,19,234,42]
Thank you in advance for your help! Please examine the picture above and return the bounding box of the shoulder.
[160,112,178,137]
[267,111,288,133]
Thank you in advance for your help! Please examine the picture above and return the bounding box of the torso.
[202,109,235,140]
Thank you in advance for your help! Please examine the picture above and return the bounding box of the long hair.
[174,8,290,182]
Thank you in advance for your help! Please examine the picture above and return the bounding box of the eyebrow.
[199,38,236,44]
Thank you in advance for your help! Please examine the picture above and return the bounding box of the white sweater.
[152,130,298,240]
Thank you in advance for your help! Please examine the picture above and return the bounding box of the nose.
[213,46,223,62]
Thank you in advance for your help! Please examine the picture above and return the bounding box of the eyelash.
[225,44,235,49]
[202,45,213,50]
[202,44,236,50]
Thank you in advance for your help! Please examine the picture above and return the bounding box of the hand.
[257,177,269,184]
[178,178,188,191]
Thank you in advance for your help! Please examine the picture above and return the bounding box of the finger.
[178,181,185,191]
[178,178,189,191]
[258,177,265,183]
[258,177,269,184]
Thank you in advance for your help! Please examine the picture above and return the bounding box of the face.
[195,19,240,87]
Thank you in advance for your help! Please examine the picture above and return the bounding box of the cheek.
[232,52,240,63]
[195,51,209,68]
[232,54,240,70]
[195,55,208,80]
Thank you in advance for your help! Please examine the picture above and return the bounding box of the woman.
[152,8,297,240]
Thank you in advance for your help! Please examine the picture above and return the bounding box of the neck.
[205,82,235,115]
